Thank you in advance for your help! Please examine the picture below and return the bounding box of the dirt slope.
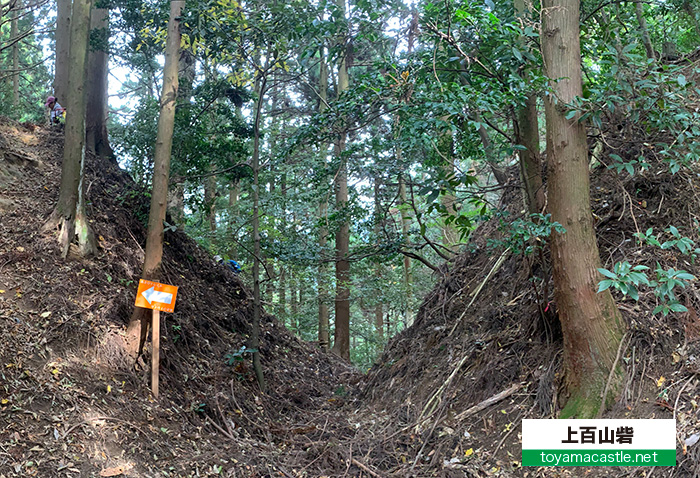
[0,118,363,477]
[361,152,700,474]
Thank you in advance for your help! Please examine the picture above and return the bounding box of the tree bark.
[54,0,71,102]
[43,0,94,259]
[514,0,544,215]
[126,0,184,361]
[634,1,655,61]
[331,31,351,361]
[514,94,544,215]
[541,0,625,418]
[86,7,112,158]
[250,70,267,391]
[10,0,19,109]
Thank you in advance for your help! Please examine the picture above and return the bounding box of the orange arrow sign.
[135,279,178,313]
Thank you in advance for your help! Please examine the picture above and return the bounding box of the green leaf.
[628,272,650,285]
[512,47,523,62]
[652,304,666,315]
[678,75,687,87]
[668,302,688,312]
[598,268,617,279]
[675,272,695,281]
[598,280,613,292]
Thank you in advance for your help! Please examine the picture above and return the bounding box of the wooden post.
[152,309,160,397]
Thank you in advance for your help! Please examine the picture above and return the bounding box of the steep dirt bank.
[361,160,700,474]
[0,118,362,477]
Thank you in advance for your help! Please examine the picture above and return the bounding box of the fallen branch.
[454,383,522,421]
[206,416,235,440]
[351,458,383,478]
[449,247,511,336]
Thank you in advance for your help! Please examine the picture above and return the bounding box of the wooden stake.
[152,309,160,397]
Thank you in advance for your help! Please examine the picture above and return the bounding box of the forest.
[2,0,700,475]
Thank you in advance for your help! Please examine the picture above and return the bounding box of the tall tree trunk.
[317,46,330,352]
[43,0,94,259]
[250,71,267,390]
[85,6,112,158]
[330,0,351,361]
[10,0,19,109]
[54,0,71,102]
[541,0,625,418]
[514,95,544,214]
[331,24,351,361]
[126,0,184,361]
[514,0,544,215]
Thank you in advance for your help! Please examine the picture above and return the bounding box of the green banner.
[523,449,676,466]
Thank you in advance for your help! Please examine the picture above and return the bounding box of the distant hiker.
[45,96,65,125]
[214,255,241,275]
[226,260,241,274]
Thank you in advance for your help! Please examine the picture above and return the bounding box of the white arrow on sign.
[142,286,174,305]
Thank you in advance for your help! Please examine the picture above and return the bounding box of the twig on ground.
[455,383,522,421]
[352,458,384,478]
[206,416,235,440]
[674,376,695,421]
